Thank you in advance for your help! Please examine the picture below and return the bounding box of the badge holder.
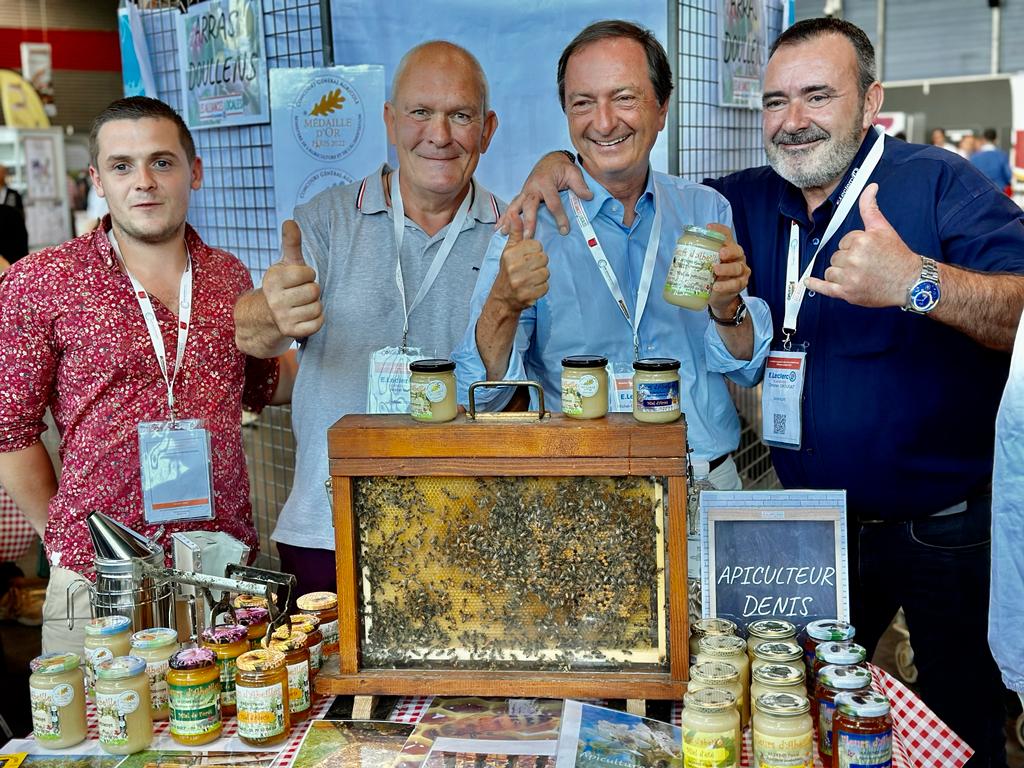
[367,345,425,414]
[606,361,634,413]
[761,338,806,450]
[138,418,215,524]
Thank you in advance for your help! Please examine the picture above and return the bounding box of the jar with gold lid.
[746,619,797,662]
[233,594,271,610]
[696,634,750,726]
[130,627,178,721]
[235,607,271,650]
[266,630,311,722]
[751,692,813,768]
[751,662,806,702]
[681,688,740,768]
[83,615,132,697]
[167,647,222,746]
[296,592,339,656]
[409,359,457,422]
[235,648,290,746]
[663,225,727,311]
[632,358,681,423]
[291,614,324,677]
[689,616,738,665]
[95,656,153,755]
[200,623,249,716]
[751,639,805,677]
[688,661,742,721]
[561,355,609,419]
[29,652,86,748]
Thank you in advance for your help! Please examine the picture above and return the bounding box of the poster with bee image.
[554,701,682,768]
[270,65,386,240]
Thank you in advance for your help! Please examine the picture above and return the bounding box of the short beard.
[112,217,183,245]
[765,116,864,191]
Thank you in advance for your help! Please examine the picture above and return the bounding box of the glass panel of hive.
[353,475,669,672]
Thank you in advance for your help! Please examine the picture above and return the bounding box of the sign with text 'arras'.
[699,490,849,629]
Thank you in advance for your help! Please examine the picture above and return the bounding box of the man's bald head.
[391,41,490,114]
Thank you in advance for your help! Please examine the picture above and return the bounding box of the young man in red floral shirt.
[0,97,286,653]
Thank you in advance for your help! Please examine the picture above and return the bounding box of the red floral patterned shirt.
[0,221,279,574]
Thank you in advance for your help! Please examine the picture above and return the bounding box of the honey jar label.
[818,700,837,756]
[666,242,717,299]
[236,683,286,739]
[169,681,221,737]
[285,661,310,713]
[147,659,170,711]
[96,690,141,746]
[215,658,238,706]
[636,380,680,412]
[30,686,65,741]
[683,728,738,767]
[751,729,813,767]
[834,730,892,768]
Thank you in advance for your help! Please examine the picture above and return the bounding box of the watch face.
[910,280,940,311]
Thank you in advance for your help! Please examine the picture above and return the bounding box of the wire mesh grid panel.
[676,0,783,488]
[136,0,327,568]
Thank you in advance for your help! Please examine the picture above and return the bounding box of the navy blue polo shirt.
[705,132,1024,518]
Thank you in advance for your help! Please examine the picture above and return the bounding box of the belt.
[709,453,730,472]
[859,499,970,525]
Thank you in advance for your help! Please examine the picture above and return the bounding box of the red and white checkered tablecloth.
[669,663,972,768]
[390,696,433,724]
[0,486,37,562]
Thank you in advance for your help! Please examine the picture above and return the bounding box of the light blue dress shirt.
[991,309,1024,696]
[452,167,773,462]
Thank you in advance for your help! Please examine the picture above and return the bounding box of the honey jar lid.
[30,651,82,674]
[633,357,681,372]
[816,641,867,665]
[409,358,455,373]
[836,691,890,719]
[747,619,796,639]
[131,627,178,649]
[693,617,737,637]
[232,594,270,610]
[169,646,217,670]
[96,655,147,680]
[561,355,609,368]
[806,619,855,642]
[235,607,270,626]
[698,634,746,656]
[753,640,803,662]
[268,629,308,652]
[683,225,727,244]
[201,624,248,645]
[237,648,286,673]
[684,687,737,713]
[819,663,873,690]
[754,691,810,717]
[689,660,740,684]
[296,591,338,611]
[752,663,805,686]
[291,613,320,630]
[83,615,132,636]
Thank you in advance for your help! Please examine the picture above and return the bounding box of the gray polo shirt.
[272,162,503,550]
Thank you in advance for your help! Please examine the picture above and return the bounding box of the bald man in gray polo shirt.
[234,41,502,595]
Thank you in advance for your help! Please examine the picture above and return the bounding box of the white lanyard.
[108,230,193,421]
[782,127,886,349]
[568,179,663,359]
[390,168,473,348]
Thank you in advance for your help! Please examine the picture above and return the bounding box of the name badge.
[761,351,806,449]
[367,346,423,414]
[138,419,215,524]
[606,361,634,413]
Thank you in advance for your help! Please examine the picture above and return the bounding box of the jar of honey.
[296,592,339,656]
[167,647,222,746]
[746,619,797,663]
[802,619,855,681]
[291,614,324,677]
[267,630,311,722]
[832,691,892,768]
[29,652,86,748]
[696,634,750,727]
[233,594,270,610]
[689,617,738,665]
[409,359,457,422]
[235,607,271,650]
[632,358,681,423]
[200,624,249,716]
[751,692,813,768]
[129,627,178,721]
[83,615,132,697]
[815,663,873,766]
[560,355,609,419]
[663,226,727,311]
[751,640,805,678]
[688,661,742,720]
[94,656,153,755]
[235,649,290,746]
[681,688,740,768]
[751,663,806,702]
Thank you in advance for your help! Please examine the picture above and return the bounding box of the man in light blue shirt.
[453,20,771,485]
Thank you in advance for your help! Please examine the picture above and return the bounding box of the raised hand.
[262,220,324,338]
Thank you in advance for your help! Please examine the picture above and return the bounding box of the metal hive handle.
[467,380,547,421]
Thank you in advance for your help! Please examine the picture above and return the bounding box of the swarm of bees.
[353,475,670,672]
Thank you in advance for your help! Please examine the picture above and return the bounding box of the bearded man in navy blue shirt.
[505,17,1024,767]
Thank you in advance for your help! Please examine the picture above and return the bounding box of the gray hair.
[769,17,877,98]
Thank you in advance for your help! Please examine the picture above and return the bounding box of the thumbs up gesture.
[805,183,923,308]
[489,219,550,312]
[261,220,324,338]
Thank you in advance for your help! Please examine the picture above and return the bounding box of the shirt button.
[805,447,815,454]
[812,238,820,245]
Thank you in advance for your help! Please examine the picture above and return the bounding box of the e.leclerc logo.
[292,75,364,162]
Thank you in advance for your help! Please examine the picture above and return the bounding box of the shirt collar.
[91,216,205,269]
[358,161,497,225]
[779,128,878,227]
[576,164,656,223]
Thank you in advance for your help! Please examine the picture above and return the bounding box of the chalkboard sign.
[699,490,849,630]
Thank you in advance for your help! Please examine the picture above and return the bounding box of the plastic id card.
[761,351,806,449]
[367,346,424,414]
[606,361,635,413]
[138,419,215,524]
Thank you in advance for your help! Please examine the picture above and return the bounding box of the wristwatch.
[708,296,748,326]
[904,256,941,314]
